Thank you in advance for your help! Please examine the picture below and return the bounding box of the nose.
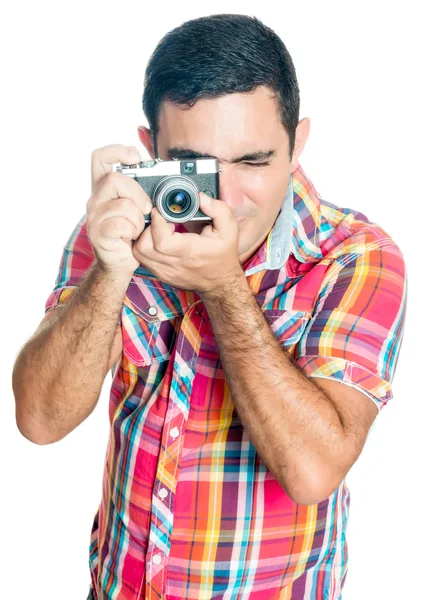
[218,165,244,216]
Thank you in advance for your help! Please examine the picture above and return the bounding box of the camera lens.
[153,176,199,222]
[166,190,191,214]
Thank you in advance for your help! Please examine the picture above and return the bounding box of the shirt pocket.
[262,309,310,352]
[121,275,184,367]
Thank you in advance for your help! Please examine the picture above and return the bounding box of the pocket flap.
[121,274,185,366]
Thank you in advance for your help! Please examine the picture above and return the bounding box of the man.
[13,13,406,600]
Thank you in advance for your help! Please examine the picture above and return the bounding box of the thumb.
[198,193,237,235]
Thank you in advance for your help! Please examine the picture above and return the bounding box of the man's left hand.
[132,193,243,294]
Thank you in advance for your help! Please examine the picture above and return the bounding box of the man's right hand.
[86,144,153,276]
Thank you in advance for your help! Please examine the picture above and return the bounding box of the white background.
[2,1,422,598]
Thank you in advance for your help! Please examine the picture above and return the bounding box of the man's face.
[148,86,304,266]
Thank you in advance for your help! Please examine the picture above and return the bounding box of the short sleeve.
[294,241,407,412]
[44,213,96,313]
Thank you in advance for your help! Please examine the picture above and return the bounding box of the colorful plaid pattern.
[45,163,407,599]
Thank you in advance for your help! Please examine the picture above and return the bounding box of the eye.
[244,161,270,167]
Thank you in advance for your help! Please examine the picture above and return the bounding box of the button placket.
[145,308,204,598]
[158,487,168,500]
[145,410,187,593]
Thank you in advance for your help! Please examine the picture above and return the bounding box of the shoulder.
[318,198,405,269]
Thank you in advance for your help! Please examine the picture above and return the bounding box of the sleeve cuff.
[296,355,393,412]
[45,285,122,327]
[44,286,78,312]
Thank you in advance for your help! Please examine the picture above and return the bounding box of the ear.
[290,117,311,173]
[137,125,155,159]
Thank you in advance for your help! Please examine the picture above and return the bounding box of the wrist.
[93,260,134,287]
[199,264,245,302]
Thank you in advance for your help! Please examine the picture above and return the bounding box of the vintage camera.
[115,157,219,224]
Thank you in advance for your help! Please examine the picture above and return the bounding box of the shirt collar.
[243,162,323,276]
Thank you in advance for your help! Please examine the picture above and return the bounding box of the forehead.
[157,86,285,149]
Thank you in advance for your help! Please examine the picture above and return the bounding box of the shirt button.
[152,554,162,565]
[170,427,179,439]
[148,306,158,316]
[158,488,168,500]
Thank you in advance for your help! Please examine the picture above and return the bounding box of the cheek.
[240,169,281,205]
[238,168,266,190]
[241,190,276,224]
[232,166,288,222]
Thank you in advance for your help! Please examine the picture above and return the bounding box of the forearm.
[200,269,346,504]
[13,261,131,444]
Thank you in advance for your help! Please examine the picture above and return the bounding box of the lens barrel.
[153,176,199,222]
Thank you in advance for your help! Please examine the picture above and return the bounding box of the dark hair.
[142,14,300,161]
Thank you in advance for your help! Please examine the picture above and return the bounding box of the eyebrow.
[166,147,276,164]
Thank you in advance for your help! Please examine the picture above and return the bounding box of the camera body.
[116,157,219,224]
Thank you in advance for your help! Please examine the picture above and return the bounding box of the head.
[138,14,310,265]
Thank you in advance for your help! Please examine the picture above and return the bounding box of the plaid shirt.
[45,163,407,599]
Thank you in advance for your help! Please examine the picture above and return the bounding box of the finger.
[198,193,237,236]
[89,171,153,220]
[150,208,188,256]
[100,216,137,244]
[91,144,141,192]
[94,196,146,241]
[133,217,175,267]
